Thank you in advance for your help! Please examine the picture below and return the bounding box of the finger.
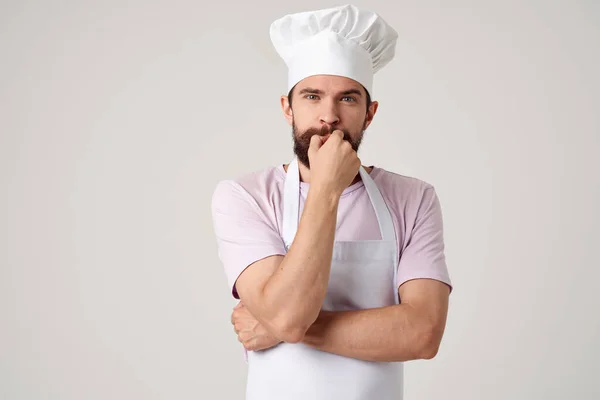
[308,135,324,161]
[331,130,344,140]
[309,134,324,152]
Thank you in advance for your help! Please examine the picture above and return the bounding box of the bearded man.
[211,4,453,400]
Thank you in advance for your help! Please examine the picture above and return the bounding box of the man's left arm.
[301,278,450,362]
[302,185,452,362]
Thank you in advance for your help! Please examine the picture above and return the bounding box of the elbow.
[419,343,440,360]
[272,316,311,344]
[416,327,443,360]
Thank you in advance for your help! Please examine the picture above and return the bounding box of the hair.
[288,84,372,112]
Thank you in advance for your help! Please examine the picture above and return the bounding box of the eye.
[305,94,319,100]
[342,96,356,102]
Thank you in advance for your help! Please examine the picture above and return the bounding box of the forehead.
[294,75,365,94]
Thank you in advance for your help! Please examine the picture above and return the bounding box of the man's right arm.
[234,185,340,343]
[212,131,359,344]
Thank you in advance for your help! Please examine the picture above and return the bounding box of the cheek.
[342,109,366,126]
[291,108,315,127]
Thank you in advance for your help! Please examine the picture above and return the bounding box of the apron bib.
[246,158,403,400]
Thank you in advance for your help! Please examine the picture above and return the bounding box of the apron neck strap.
[282,158,301,247]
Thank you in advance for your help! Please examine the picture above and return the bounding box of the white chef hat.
[269,4,398,97]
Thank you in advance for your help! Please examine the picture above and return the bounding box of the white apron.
[245,158,403,400]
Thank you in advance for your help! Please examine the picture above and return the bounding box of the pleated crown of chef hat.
[270,4,398,97]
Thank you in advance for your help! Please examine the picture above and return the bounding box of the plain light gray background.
[1,0,599,399]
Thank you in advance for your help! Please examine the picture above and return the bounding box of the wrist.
[307,184,341,209]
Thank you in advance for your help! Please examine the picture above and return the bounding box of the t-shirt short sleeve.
[211,180,287,299]
[396,186,453,293]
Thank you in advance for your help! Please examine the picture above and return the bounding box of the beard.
[292,121,364,169]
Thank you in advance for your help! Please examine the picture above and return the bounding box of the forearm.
[301,305,440,362]
[261,186,340,341]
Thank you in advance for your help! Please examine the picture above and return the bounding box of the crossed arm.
[215,179,451,362]
[300,278,450,362]
[232,265,450,363]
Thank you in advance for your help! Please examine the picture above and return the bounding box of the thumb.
[308,134,324,159]
[309,134,324,151]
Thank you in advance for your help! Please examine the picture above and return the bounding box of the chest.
[291,188,399,310]
[296,187,384,241]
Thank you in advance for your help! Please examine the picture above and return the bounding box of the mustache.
[299,125,353,142]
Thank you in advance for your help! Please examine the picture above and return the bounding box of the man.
[210,4,452,399]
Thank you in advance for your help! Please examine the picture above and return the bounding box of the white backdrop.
[1,1,599,399]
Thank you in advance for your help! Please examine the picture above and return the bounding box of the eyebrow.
[297,87,363,97]
[339,89,363,97]
[297,88,324,95]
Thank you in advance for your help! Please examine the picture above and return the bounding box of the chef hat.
[269,4,398,97]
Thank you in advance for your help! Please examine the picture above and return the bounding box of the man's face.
[281,75,377,169]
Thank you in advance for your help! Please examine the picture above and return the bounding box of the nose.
[319,101,340,127]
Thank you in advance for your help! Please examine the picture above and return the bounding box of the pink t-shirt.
[211,163,452,299]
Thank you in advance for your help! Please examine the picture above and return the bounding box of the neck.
[284,161,373,186]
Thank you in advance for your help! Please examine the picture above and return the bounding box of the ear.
[281,95,293,126]
[363,100,379,130]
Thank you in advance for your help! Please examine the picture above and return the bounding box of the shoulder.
[371,166,444,228]
[372,167,438,203]
[212,164,286,211]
